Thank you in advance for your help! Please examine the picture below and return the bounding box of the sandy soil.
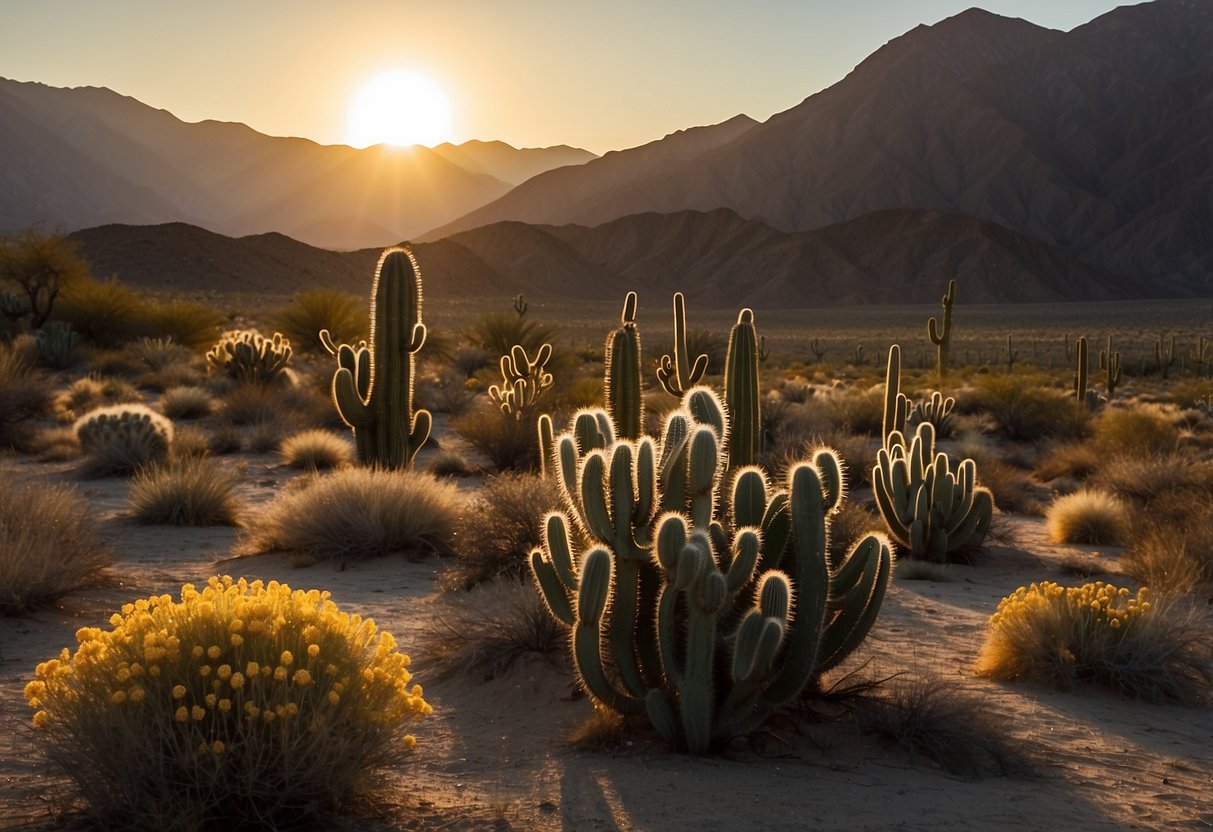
[2,451,1211,832]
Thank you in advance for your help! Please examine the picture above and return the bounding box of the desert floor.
[2,440,1211,832]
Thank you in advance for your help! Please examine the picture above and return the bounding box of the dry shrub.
[827,500,883,566]
[127,335,195,371]
[1122,491,1213,593]
[975,581,1212,703]
[961,374,1088,441]
[442,472,562,590]
[219,381,299,426]
[1035,441,1099,482]
[427,446,475,478]
[207,421,244,455]
[977,458,1043,515]
[452,405,541,473]
[74,404,174,478]
[248,422,287,454]
[236,467,461,562]
[272,288,365,353]
[1089,402,1181,458]
[144,300,225,350]
[170,425,213,461]
[427,580,566,680]
[1092,453,1213,507]
[159,385,216,420]
[26,425,80,462]
[280,429,354,471]
[0,479,110,614]
[1045,489,1129,546]
[54,375,142,423]
[129,457,241,526]
[0,347,52,448]
[822,383,885,435]
[414,368,478,416]
[23,576,430,830]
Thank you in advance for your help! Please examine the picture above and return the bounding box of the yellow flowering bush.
[25,575,431,830]
[976,580,1211,703]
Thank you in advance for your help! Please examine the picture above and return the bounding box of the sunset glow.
[346,69,452,149]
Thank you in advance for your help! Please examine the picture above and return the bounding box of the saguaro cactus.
[656,292,708,397]
[881,345,910,447]
[1099,336,1122,400]
[324,246,431,469]
[927,279,955,381]
[724,308,761,469]
[604,291,644,439]
[1156,335,1176,379]
[1073,336,1089,402]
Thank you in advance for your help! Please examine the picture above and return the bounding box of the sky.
[1,0,1133,155]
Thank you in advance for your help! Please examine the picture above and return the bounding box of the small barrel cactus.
[74,404,173,475]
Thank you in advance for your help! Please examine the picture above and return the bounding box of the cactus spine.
[1099,336,1122,400]
[656,292,708,397]
[604,291,644,439]
[531,389,891,752]
[723,308,761,469]
[927,279,955,381]
[326,246,431,469]
[1073,336,1089,402]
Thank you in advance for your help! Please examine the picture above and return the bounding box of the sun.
[346,69,452,149]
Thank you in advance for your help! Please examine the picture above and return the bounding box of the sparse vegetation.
[128,457,241,526]
[1045,489,1129,546]
[273,288,365,353]
[158,385,216,420]
[279,429,354,471]
[74,403,174,477]
[0,346,53,449]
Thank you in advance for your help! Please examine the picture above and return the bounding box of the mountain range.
[10,0,1213,304]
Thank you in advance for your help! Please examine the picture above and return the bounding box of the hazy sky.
[1,0,1132,154]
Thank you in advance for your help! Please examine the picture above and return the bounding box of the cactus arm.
[656,292,708,397]
[571,547,644,715]
[817,534,893,673]
[537,413,555,477]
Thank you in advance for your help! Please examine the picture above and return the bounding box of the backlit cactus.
[723,308,761,469]
[531,386,892,753]
[910,390,956,438]
[1073,335,1089,402]
[35,320,80,368]
[206,329,292,384]
[323,247,431,469]
[488,343,553,418]
[927,279,955,381]
[1099,336,1122,400]
[604,291,643,439]
[74,404,173,474]
[881,345,910,446]
[656,292,708,398]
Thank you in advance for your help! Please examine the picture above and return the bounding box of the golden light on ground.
[346,69,452,148]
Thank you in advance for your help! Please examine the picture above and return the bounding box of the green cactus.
[35,320,79,369]
[1073,336,1089,402]
[206,329,292,384]
[604,291,643,439]
[656,292,708,397]
[324,246,431,469]
[810,337,826,363]
[881,345,910,447]
[531,386,892,753]
[74,404,173,475]
[1156,334,1176,379]
[488,343,553,418]
[927,279,955,381]
[1005,333,1018,373]
[910,391,956,438]
[723,308,762,470]
[1099,336,1122,400]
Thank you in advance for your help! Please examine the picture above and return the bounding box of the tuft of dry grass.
[158,385,216,420]
[1122,491,1213,594]
[128,457,241,526]
[1045,489,1129,546]
[0,478,111,614]
[54,375,141,423]
[280,429,354,471]
[235,467,461,562]
[0,347,53,449]
[427,446,476,478]
[442,473,562,590]
[452,405,542,473]
[977,458,1044,515]
[1092,453,1213,507]
[960,374,1088,442]
[272,288,366,353]
[1034,441,1099,483]
[1089,402,1181,459]
[976,581,1212,704]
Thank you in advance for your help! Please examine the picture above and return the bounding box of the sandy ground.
[1,450,1212,832]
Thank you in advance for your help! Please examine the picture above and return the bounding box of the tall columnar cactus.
[1156,334,1176,379]
[656,292,708,397]
[206,330,292,384]
[323,246,431,469]
[604,291,643,439]
[1005,333,1018,373]
[1099,336,1122,400]
[723,308,761,469]
[927,279,955,381]
[881,345,910,447]
[1073,336,1089,402]
[531,387,892,753]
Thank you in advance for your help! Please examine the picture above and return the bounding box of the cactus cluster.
[74,404,173,473]
[206,330,292,384]
[874,347,993,561]
[488,343,553,419]
[910,391,956,438]
[35,321,80,368]
[322,247,430,469]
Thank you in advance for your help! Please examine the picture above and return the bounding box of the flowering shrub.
[25,576,430,830]
[976,581,1211,703]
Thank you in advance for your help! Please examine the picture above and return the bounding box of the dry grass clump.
[272,288,366,353]
[442,472,562,590]
[427,446,476,478]
[975,581,1212,703]
[0,347,52,449]
[74,404,174,477]
[414,368,478,416]
[1089,401,1181,458]
[827,500,883,566]
[1044,489,1129,546]
[1092,453,1213,506]
[1035,441,1100,482]
[976,458,1043,515]
[159,385,216,420]
[427,580,566,681]
[452,405,541,472]
[236,468,461,562]
[23,576,430,830]
[128,458,241,526]
[0,479,110,614]
[280,429,354,471]
[1122,491,1213,593]
[54,375,142,423]
[26,425,80,461]
[822,383,884,435]
[961,374,1088,441]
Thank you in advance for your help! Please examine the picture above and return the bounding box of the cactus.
[910,391,956,438]
[488,343,553,418]
[1156,334,1176,379]
[656,292,708,397]
[604,291,644,439]
[810,337,826,363]
[74,404,173,475]
[531,388,891,752]
[512,293,528,318]
[206,329,292,384]
[1190,336,1211,377]
[881,345,910,447]
[324,246,431,469]
[35,320,79,368]
[1099,336,1122,400]
[927,279,955,381]
[1073,336,1089,402]
[723,308,762,470]
[1005,333,1018,373]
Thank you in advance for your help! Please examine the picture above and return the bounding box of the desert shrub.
[975,581,1212,703]
[1044,489,1129,545]
[1122,491,1213,593]
[273,289,365,354]
[428,580,566,680]
[74,404,174,477]
[961,374,1088,441]
[207,421,244,455]
[0,346,52,448]
[128,458,240,526]
[23,575,431,830]
[1089,402,1181,458]
[54,375,142,423]
[169,425,212,461]
[451,404,541,472]
[976,458,1043,515]
[1092,453,1213,507]
[26,425,79,461]
[279,429,354,471]
[462,311,558,358]
[52,276,151,346]
[415,368,478,416]
[0,479,110,614]
[128,336,194,371]
[1035,441,1099,482]
[143,301,225,350]
[219,381,297,426]
[442,472,562,590]
[427,447,475,478]
[822,383,885,435]
[248,421,288,454]
[159,385,216,420]
[206,329,292,384]
[827,500,883,566]
[236,468,461,562]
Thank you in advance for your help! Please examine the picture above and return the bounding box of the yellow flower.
[327,691,340,706]
[172,685,187,700]
[110,690,128,705]
[175,706,189,723]
[191,646,204,659]
[205,694,217,707]
[191,705,206,721]
[218,698,231,713]
[307,644,320,658]
[207,646,221,660]
[211,740,225,754]
[217,664,232,680]
[230,634,244,647]
[32,710,50,728]
[280,650,294,667]
[274,666,287,682]
[229,672,245,690]
[200,665,212,678]
[245,661,259,677]
[129,687,146,703]
[293,669,312,686]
